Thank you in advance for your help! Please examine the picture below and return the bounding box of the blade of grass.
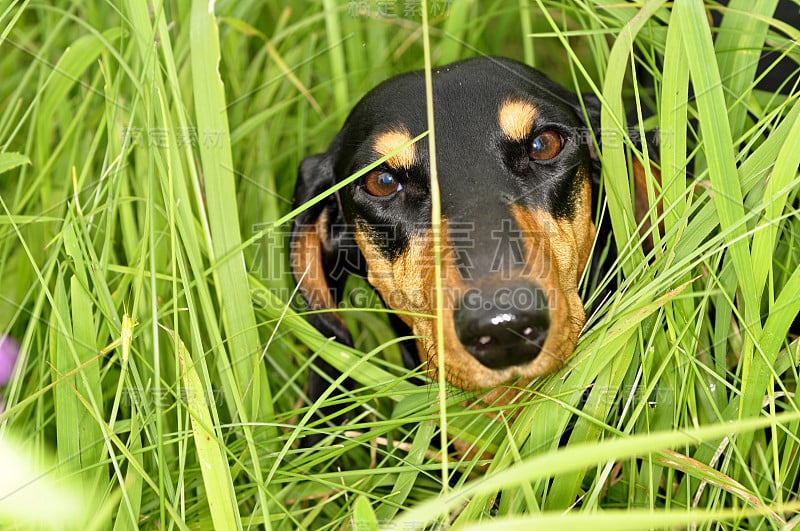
[715,0,779,140]
[374,420,438,522]
[675,0,756,329]
[518,0,534,66]
[458,503,800,531]
[351,495,379,531]
[670,100,800,267]
[174,329,242,531]
[187,13,278,522]
[69,271,105,501]
[0,152,29,174]
[111,404,144,531]
[750,113,800,303]
[35,28,122,167]
[322,0,348,112]
[190,0,271,421]
[438,0,472,63]
[393,410,800,528]
[658,8,690,240]
[674,3,765,472]
[657,6,698,417]
[543,334,639,509]
[599,0,667,273]
[49,251,106,520]
[421,0,449,495]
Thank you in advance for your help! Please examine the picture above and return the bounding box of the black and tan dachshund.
[291,56,656,422]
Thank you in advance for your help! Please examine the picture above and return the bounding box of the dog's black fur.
[290,57,651,441]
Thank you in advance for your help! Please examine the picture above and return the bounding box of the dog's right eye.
[363,170,403,197]
[529,130,564,161]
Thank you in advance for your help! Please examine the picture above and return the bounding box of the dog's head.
[292,57,608,391]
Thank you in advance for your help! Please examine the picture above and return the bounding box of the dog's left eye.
[363,170,403,197]
[529,130,564,161]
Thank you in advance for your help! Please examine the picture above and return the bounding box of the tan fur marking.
[575,177,597,277]
[506,207,576,375]
[373,128,416,169]
[633,158,663,251]
[498,99,537,141]
[291,215,337,311]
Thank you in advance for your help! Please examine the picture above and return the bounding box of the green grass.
[1,0,799,529]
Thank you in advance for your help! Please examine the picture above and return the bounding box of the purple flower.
[0,335,20,386]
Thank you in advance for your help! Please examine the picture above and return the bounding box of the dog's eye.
[364,170,403,197]
[529,130,563,161]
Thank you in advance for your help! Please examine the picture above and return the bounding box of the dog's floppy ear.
[290,153,354,346]
[291,151,365,443]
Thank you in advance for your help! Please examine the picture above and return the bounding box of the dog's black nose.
[454,280,550,369]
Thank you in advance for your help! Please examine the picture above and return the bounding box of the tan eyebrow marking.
[498,99,538,141]
[373,128,416,169]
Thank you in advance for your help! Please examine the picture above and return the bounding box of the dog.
[290,56,657,433]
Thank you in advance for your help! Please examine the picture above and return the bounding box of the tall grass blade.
[189,0,272,421]
[174,330,242,531]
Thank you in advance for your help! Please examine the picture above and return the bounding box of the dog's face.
[292,57,601,391]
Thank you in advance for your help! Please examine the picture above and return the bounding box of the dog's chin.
[420,339,575,392]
